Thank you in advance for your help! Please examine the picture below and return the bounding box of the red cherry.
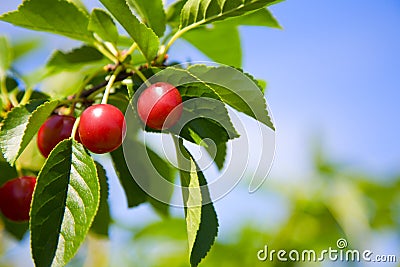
[78,104,126,154]
[137,82,183,130]
[0,176,36,222]
[37,115,79,158]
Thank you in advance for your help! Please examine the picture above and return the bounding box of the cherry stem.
[70,116,80,140]
[80,71,131,98]
[94,40,118,64]
[19,88,33,105]
[126,64,151,87]
[9,92,19,108]
[15,161,23,177]
[0,75,11,109]
[101,66,122,104]
[120,43,138,63]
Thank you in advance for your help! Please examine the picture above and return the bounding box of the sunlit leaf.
[88,8,119,45]
[180,0,281,30]
[174,137,218,267]
[30,139,100,267]
[127,0,166,37]
[0,100,59,165]
[90,162,111,237]
[0,0,93,42]
[100,0,160,62]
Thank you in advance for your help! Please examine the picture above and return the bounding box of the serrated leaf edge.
[0,100,58,165]
[0,0,93,42]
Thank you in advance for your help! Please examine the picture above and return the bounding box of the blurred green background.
[1,0,399,266]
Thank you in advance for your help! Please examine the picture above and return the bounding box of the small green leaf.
[257,79,267,94]
[166,0,187,28]
[113,135,176,210]
[110,146,147,208]
[40,66,104,97]
[0,36,12,75]
[12,38,42,62]
[127,0,166,37]
[174,137,218,267]
[47,45,105,70]
[90,162,111,237]
[0,153,18,186]
[0,100,59,165]
[17,138,46,172]
[146,147,176,216]
[183,23,242,66]
[0,0,93,42]
[30,139,100,267]
[100,0,160,62]
[172,96,239,143]
[1,214,29,240]
[5,76,19,92]
[213,142,227,170]
[230,8,281,28]
[66,0,88,13]
[178,118,231,170]
[135,218,187,240]
[88,8,119,45]
[180,0,281,30]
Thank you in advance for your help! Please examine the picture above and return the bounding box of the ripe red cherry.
[137,82,183,130]
[0,176,36,222]
[78,104,126,154]
[37,115,79,158]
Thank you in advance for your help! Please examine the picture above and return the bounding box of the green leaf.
[127,0,166,37]
[110,146,147,208]
[0,36,12,75]
[180,0,281,30]
[100,0,160,62]
[135,218,187,240]
[40,66,103,97]
[186,65,275,130]
[257,79,267,94]
[183,23,242,66]
[114,134,176,211]
[166,0,187,28]
[17,137,46,172]
[146,147,176,216]
[0,0,93,42]
[0,100,59,165]
[171,95,239,143]
[66,0,88,14]
[88,8,119,45]
[174,137,218,267]
[30,139,100,267]
[17,90,50,103]
[90,162,111,237]
[230,7,281,28]
[178,118,231,170]
[0,154,18,186]
[1,214,29,240]
[12,38,42,62]
[213,142,227,170]
[5,76,19,92]
[47,45,105,69]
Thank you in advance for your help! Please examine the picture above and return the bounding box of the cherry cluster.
[0,82,182,222]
